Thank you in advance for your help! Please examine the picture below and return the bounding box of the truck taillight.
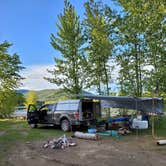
[74,112,79,119]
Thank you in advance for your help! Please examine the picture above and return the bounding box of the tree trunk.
[104,62,109,95]
[134,42,139,97]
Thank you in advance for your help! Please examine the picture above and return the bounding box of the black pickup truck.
[27,99,101,131]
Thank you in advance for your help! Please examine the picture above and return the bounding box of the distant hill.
[36,89,68,102]
[17,89,93,102]
[36,89,93,102]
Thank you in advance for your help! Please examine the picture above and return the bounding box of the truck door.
[45,104,55,123]
[39,104,55,123]
[27,104,39,124]
[93,101,101,118]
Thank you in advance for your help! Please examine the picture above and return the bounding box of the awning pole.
[151,113,155,139]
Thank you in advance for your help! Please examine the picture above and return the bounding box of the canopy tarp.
[77,95,163,114]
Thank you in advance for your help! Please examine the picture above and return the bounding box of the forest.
[46,0,166,98]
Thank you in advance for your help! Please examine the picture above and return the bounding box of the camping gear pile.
[117,127,131,134]
[74,124,131,139]
[43,135,76,150]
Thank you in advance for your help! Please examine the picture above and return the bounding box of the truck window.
[47,104,53,112]
[50,104,57,112]
[56,103,79,111]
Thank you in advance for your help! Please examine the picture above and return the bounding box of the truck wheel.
[61,119,70,132]
[30,124,37,128]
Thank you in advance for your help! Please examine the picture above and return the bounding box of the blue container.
[110,130,119,137]
[88,128,97,134]
[97,130,121,137]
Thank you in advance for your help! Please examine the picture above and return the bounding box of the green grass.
[154,116,166,137]
[0,119,70,140]
[0,119,19,129]
[0,116,165,162]
[0,119,71,162]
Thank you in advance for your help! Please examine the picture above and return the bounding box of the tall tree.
[25,90,37,108]
[46,0,85,95]
[116,16,146,97]
[141,0,166,96]
[0,41,24,117]
[115,0,166,97]
[84,0,113,95]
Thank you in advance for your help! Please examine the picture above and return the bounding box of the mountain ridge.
[16,89,93,102]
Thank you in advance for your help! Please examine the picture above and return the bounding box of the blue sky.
[0,0,120,90]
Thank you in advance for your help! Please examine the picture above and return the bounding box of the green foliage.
[0,91,21,118]
[16,93,25,106]
[84,0,113,95]
[115,12,147,96]
[143,91,152,97]
[46,0,86,95]
[153,116,166,137]
[115,0,166,97]
[0,41,24,117]
[44,0,165,99]
[25,90,37,107]
[0,41,24,90]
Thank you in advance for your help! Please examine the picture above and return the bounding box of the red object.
[74,112,79,119]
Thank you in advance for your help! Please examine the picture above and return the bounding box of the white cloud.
[19,65,58,90]
[19,62,121,91]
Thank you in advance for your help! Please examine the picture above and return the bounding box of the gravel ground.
[3,135,166,166]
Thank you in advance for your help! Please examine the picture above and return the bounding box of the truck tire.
[61,119,70,132]
[30,123,37,128]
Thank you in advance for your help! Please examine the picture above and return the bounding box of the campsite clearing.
[0,119,166,166]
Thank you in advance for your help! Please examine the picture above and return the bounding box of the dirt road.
[3,135,166,166]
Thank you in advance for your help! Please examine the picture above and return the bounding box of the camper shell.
[27,99,101,131]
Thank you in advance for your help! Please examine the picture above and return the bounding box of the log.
[157,140,166,145]
[74,132,99,140]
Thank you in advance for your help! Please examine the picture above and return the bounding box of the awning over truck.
[77,95,163,114]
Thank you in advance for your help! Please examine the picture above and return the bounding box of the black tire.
[61,119,70,132]
[30,123,37,128]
